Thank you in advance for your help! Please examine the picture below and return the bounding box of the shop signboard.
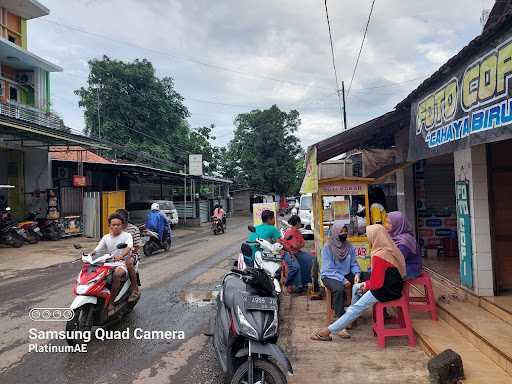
[319,183,367,196]
[189,154,203,176]
[456,181,473,289]
[409,32,512,161]
[72,175,87,187]
[252,202,278,226]
[300,146,318,194]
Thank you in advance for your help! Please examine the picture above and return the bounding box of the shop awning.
[366,161,414,183]
[0,117,109,150]
[313,110,409,163]
[0,39,61,72]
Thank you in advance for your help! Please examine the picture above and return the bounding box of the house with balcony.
[0,0,106,217]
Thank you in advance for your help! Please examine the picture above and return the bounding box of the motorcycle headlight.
[263,310,279,339]
[236,306,258,339]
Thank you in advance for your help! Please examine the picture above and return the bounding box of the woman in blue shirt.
[321,221,368,337]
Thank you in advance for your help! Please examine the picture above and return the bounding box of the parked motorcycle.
[0,208,25,248]
[26,211,65,241]
[17,219,41,244]
[213,240,292,384]
[65,243,141,346]
[210,216,225,235]
[139,224,171,257]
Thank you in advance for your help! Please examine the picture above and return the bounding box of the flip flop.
[338,329,351,339]
[128,291,140,302]
[310,330,332,342]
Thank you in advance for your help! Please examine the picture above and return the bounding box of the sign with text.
[456,181,473,289]
[351,239,370,272]
[319,183,367,196]
[333,200,350,221]
[300,147,318,194]
[409,33,512,160]
[189,154,203,176]
[252,202,278,226]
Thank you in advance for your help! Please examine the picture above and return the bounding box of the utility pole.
[341,81,348,131]
[183,164,187,225]
[96,86,101,139]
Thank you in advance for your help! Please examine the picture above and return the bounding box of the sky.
[28,0,495,148]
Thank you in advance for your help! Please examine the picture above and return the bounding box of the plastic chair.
[404,272,438,321]
[372,295,417,348]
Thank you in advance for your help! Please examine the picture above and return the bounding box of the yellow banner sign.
[300,147,318,194]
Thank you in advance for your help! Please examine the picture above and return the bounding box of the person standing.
[320,221,367,338]
[387,211,422,280]
[369,187,388,225]
[311,224,406,342]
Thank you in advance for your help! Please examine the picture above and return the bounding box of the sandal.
[338,329,351,339]
[128,291,141,302]
[310,330,332,342]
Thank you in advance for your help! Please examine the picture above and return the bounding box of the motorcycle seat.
[222,275,246,308]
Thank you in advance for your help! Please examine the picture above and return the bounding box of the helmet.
[151,203,160,211]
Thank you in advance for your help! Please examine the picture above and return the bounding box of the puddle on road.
[180,289,218,307]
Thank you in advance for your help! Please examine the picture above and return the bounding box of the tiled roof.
[50,146,112,164]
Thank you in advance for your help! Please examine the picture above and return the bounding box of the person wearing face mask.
[320,221,369,338]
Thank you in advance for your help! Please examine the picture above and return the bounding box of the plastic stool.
[404,272,438,321]
[373,295,416,348]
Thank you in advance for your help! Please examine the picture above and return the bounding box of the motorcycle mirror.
[241,243,253,257]
[247,225,256,233]
[73,243,83,250]
[117,243,128,249]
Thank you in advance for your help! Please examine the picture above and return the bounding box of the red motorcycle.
[65,243,141,346]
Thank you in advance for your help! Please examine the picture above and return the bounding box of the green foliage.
[75,56,218,172]
[223,105,303,194]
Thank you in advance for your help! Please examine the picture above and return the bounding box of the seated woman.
[281,215,315,293]
[387,211,422,280]
[320,221,367,338]
[311,224,406,341]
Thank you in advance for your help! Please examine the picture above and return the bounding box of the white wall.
[24,148,51,194]
[454,145,494,296]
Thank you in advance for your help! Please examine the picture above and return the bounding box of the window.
[0,81,4,97]
[9,86,18,102]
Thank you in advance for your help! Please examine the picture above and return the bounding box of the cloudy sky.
[28,0,494,148]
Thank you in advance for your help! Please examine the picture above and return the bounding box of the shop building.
[0,1,106,219]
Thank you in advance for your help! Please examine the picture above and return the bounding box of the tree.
[75,56,191,171]
[223,105,303,194]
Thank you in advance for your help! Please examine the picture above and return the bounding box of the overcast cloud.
[28,0,494,147]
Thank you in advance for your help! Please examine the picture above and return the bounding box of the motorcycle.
[17,219,41,244]
[213,242,292,384]
[25,211,64,241]
[139,224,172,257]
[0,208,25,248]
[210,216,225,235]
[65,243,141,346]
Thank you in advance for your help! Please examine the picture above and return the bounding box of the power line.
[323,0,345,130]
[347,0,376,96]
[39,18,331,92]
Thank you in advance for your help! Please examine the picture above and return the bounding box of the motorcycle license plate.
[142,236,150,242]
[243,295,277,311]
[33,227,40,232]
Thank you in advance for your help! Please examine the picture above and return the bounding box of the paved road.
[0,217,249,384]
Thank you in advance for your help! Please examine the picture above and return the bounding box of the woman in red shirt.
[281,215,314,293]
[311,224,406,341]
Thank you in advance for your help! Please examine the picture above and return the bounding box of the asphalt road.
[0,217,249,384]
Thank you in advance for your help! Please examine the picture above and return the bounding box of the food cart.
[312,176,375,272]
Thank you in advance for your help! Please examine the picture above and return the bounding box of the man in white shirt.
[93,212,133,315]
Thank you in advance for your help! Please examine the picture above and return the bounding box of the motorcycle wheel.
[9,234,24,248]
[26,231,39,244]
[231,359,287,384]
[213,227,218,235]
[143,242,153,257]
[66,304,93,346]
[163,238,171,251]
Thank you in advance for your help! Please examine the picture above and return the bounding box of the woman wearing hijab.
[321,221,366,337]
[312,224,406,341]
[387,211,422,280]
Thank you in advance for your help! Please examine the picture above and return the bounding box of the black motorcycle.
[213,243,292,384]
[26,211,64,241]
[0,209,25,248]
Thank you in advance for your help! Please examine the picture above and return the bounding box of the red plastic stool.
[372,295,416,348]
[404,272,438,321]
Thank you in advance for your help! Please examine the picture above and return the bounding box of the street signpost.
[189,154,203,176]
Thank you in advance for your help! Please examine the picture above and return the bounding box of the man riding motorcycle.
[145,203,171,243]
[93,212,133,315]
[212,204,226,231]
[116,208,141,302]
